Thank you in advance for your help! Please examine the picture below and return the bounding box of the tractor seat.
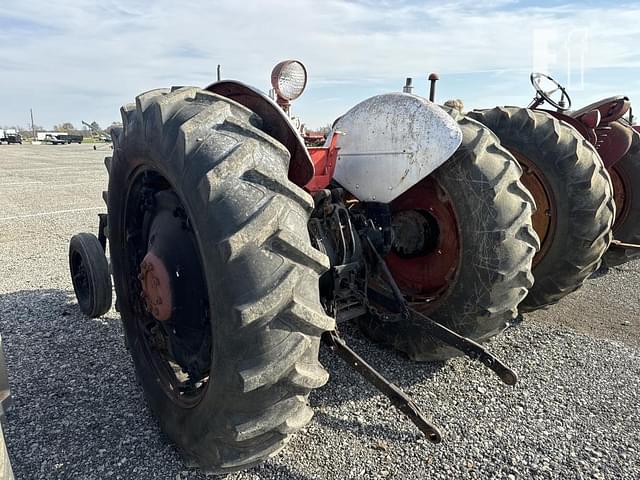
[570,96,630,124]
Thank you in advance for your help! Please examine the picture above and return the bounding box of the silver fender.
[332,93,462,203]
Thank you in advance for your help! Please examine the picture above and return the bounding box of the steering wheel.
[530,73,572,111]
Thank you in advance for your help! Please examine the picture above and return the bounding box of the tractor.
[458,74,617,312]
[468,73,640,288]
[68,60,540,472]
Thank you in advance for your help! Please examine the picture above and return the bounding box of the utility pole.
[30,108,36,139]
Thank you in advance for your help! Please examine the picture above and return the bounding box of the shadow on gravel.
[0,288,445,479]
[313,411,420,443]
[248,464,317,480]
[314,322,445,408]
[0,288,185,480]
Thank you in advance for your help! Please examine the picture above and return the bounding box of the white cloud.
[0,0,639,128]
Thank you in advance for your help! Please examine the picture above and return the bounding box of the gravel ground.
[0,144,638,479]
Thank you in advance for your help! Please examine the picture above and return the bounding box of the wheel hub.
[127,180,212,403]
[383,177,460,305]
[139,251,173,321]
[392,210,439,257]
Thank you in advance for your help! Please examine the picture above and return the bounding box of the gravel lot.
[0,144,638,479]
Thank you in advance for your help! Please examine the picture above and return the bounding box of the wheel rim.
[384,177,461,310]
[511,149,556,266]
[70,251,91,310]
[124,170,212,408]
[608,164,630,231]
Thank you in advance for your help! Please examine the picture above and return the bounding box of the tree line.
[2,121,122,139]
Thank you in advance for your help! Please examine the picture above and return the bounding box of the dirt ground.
[527,263,639,348]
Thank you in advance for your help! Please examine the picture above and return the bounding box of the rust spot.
[139,252,173,321]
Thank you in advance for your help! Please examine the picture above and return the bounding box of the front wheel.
[69,232,112,318]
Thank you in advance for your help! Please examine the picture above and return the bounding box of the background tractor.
[474,74,640,271]
[520,73,639,268]
[68,60,539,472]
[463,73,617,311]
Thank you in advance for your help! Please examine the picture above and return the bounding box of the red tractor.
[68,60,542,472]
[469,73,639,284]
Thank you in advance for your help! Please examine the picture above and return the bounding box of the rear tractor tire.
[69,232,112,318]
[603,125,640,267]
[360,109,539,360]
[107,87,334,473]
[469,107,615,311]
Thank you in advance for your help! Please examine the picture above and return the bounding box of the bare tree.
[54,122,75,132]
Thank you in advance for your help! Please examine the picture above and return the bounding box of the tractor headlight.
[271,60,307,102]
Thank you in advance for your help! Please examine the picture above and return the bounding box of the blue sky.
[1,0,639,130]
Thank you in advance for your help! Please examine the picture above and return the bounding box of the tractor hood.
[331,93,462,203]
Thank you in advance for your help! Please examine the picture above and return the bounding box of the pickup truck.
[0,130,21,145]
[64,134,83,144]
[36,132,83,145]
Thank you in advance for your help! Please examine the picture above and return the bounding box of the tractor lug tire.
[469,107,615,311]
[360,108,539,361]
[603,125,640,267]
[107,87,334,473]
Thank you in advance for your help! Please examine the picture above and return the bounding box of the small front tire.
[69,232,112,318]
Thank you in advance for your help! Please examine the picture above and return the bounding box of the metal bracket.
[610,239,640,251]
[98,213,108,252]
[365,236,518,386]
[323,330,442,443]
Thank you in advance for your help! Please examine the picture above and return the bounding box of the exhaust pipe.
[428,73,439,102]
[403,77,414,94]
